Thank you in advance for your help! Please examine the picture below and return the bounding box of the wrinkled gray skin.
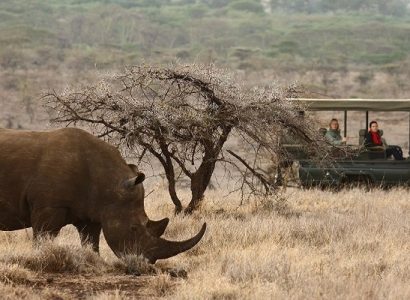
[0,128,206,263]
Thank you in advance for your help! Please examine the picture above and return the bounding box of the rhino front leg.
[31,207,68,242]
[74,222,101,253]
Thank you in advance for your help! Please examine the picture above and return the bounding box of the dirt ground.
[30,274,146,299]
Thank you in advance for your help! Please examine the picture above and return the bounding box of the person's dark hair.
[329,118,339,130]
[369,120,378,128]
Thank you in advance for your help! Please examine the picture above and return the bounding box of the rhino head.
[101,170,206,263]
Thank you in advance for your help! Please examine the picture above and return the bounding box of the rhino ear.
[123,172,145,189]
[128,164,139,174]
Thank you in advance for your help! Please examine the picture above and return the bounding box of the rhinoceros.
[0,127,206,263]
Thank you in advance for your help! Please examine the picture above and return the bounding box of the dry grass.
[0,188,409,299]
[2,240,108,274]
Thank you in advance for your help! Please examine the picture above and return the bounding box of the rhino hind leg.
[146,218,169,237]
[31,207,68,241]
[0,211,29,231]
[74,222,102,253]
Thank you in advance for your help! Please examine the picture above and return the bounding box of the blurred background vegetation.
[1,0,410,128]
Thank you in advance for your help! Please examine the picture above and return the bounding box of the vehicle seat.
[359,129,383,145]
[359,147,386,160]
[358,129,386,159]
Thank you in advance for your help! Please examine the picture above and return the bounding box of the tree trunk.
[165,167,183,214]
[184,129,231,214]
[150,140,184,214]
[185,161,215,214]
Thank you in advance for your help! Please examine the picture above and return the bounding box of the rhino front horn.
[144,223,207,264]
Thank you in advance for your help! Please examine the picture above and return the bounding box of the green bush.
[204,0,232,8]
[361,52,407,65]
[276,40,300,55]
[229,1,264,14]
[189,4,209,18]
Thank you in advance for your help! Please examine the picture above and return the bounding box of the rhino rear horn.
[147,218,169,237]
[144,223,207,264]
[123,172,145,189]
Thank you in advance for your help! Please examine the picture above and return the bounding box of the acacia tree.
[45,63,321,214]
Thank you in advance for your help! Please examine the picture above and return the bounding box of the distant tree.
[189,4,209,18]
[229,1,265,13]
[45,63,321,214]
[377,0,408,17]
[270,0,319,13]
[270,0,409,15]
[204,0,232,8]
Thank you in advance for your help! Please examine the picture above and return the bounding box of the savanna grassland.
[1,1,410,299]
[0,188,408,299]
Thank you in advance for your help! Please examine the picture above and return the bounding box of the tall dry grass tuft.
[1,239,108,274]
[142,273,174,298]
[87,290,126,300]
[0,264,33,285]
[114,255,158,276]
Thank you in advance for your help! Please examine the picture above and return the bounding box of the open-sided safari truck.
[285,99,410,188]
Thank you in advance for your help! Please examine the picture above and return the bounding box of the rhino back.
[0,128,131,226]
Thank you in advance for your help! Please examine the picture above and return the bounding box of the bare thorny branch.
[44,63,325,213]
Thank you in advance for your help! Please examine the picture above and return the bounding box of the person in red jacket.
[364,120,404,160]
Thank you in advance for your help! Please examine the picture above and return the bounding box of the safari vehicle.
[285,99,410,189]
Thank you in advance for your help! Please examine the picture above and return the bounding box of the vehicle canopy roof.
[292,98,410,111]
